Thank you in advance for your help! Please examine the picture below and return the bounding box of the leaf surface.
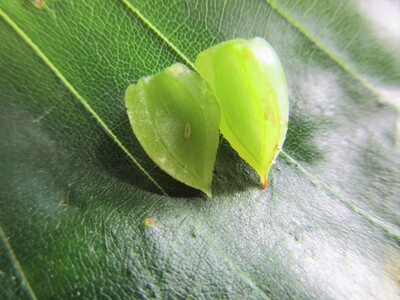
[1,0,399,299]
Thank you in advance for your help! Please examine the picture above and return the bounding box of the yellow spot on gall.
[184,122,191,140]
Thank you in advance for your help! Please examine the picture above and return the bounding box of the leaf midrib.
[264,0,387,103]
[0,8,167,197]
[0,225,38,300]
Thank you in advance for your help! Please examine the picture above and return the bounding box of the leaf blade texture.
[1,0,399,299]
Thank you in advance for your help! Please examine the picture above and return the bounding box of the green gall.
[195,37,289,187]
[125,63,220,196]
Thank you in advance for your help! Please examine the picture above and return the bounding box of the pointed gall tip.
[202,184,212,197]
[261,176,268,189]
[204,189,212,198]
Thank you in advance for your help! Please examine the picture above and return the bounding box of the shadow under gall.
[97,111,205,198]
[97,117,259,198]
[98,107,329,198]
[212,137,260,196]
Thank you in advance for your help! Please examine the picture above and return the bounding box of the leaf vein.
[264,0,385,103]
[119,0,195,69]
[0,9,167,196]
[281,151,400,241]
[0,225,38,300]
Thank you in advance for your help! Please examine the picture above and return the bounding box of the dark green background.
[1,0,399,299]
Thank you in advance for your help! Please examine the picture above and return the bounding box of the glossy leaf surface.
[1,0,399,299]
[195,38,289,185]
[125,63,220,196]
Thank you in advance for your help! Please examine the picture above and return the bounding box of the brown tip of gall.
[261,177,268,189]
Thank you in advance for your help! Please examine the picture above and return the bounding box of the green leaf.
[1,1,399,299]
